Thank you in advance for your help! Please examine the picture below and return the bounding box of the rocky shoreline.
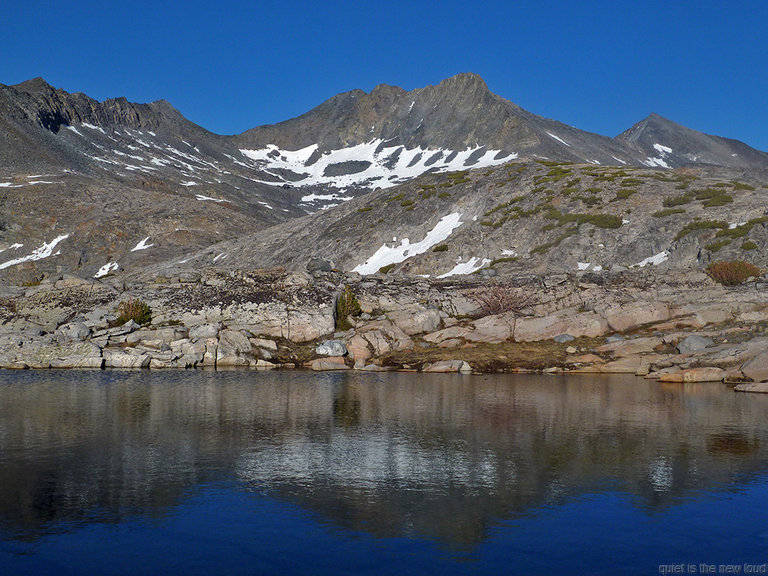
[1,267,768,392]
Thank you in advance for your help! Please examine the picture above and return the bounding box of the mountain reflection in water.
[1,370,768,552]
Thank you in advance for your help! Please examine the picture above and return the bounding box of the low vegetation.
[116,298,152,326]
[706,260,761,286]
[335,285,362,330]
[470,282,536,317]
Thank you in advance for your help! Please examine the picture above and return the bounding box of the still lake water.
[2,370,768,575]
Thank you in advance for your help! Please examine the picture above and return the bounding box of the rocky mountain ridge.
[1,73,768,284]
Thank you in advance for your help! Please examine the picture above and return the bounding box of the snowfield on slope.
[352,213,464,275]
[240,140,514,192]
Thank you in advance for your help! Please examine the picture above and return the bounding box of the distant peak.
[13,76,54,92]
[439,72,489,90]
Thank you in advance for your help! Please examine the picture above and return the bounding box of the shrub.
[116,298,152,326]
[612,188,636,201]
[378,263,395,274]
[705,239,731,252]
[652,208,686,218]
[335,285,362,330]
[706,260,761,286]
[432,244,448,252]
[732,181,756,191]
[663,191,695,207]
[674,220,727,241]
[742,241,758,251]
[470,283,535,317]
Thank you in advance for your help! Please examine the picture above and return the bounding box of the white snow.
[8,243,23,250]
[593,265,603,272]
[501,249,517,257]
[611,155,627,165]
[633,251,669,268]
[577,262,591,270]
[438,257,491,278]
[195,194,226,203]
[622,218,630,224]
[27,181,56,185]
[181,181,199,186]
[240,139,513,193]
[352,213,464,275]
[643,157,670,169]
[729,222,746,229]
[82,123,105,134]
[66,125,84,137]
[653,143,673,154]
[301,192,353,203]
[130,237,154,252]
[213,252,227,262]
[0,183,12,187]
[94,262,118,278]
[0,234,68,270]
[258,201,274,210]
[546,132,571,147]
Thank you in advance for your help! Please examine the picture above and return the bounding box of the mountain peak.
[13,76,54,94]
[436,72,489,93]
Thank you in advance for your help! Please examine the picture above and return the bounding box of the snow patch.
[195,194,226,203]
[577,262,591,271]
[643,157,670,169]
[130,237,154,252]
[633,251,669,268]
[82,123,105,134]
[501,249,517,257]
[438,257,491,278]
[240,140,512,193]
[94,262,118,278]
[66,125,84,137]
[546,132,571,147]
[0,235,69,270]
[653,143,672,155]
[352,213,464,275]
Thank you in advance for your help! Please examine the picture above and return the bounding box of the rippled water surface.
[2,370,768,575]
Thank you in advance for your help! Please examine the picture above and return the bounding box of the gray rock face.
[677,335,714,354]
[55,322,91,342]
[315,340,348,356]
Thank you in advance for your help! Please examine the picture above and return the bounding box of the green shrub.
[621,178,643,186]
[438,191,450,199]
[400,199,415,207]
[432,244,448,252]
[706,260,761,286]
[705,239,731,252]
[742,241,758,251]
[674,220,728,241]
[652,208,686,218]
[335,285,362,330]
[378,263,395,274]
[612,188,636,201]
[116,299,152,326]
[732,181,756,191]
[663,191,695,207]
[357,206,373,212]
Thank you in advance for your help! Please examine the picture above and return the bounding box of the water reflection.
[1,370,768,546]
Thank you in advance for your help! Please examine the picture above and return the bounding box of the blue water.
[2,370,768,575]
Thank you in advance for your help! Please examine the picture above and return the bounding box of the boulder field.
[2,267,768,391]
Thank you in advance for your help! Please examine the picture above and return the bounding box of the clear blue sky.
[2,1,766,151]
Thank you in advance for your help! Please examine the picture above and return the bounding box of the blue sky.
[2,1,766,150]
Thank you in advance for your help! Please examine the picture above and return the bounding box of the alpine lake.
[2,369,768,575]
